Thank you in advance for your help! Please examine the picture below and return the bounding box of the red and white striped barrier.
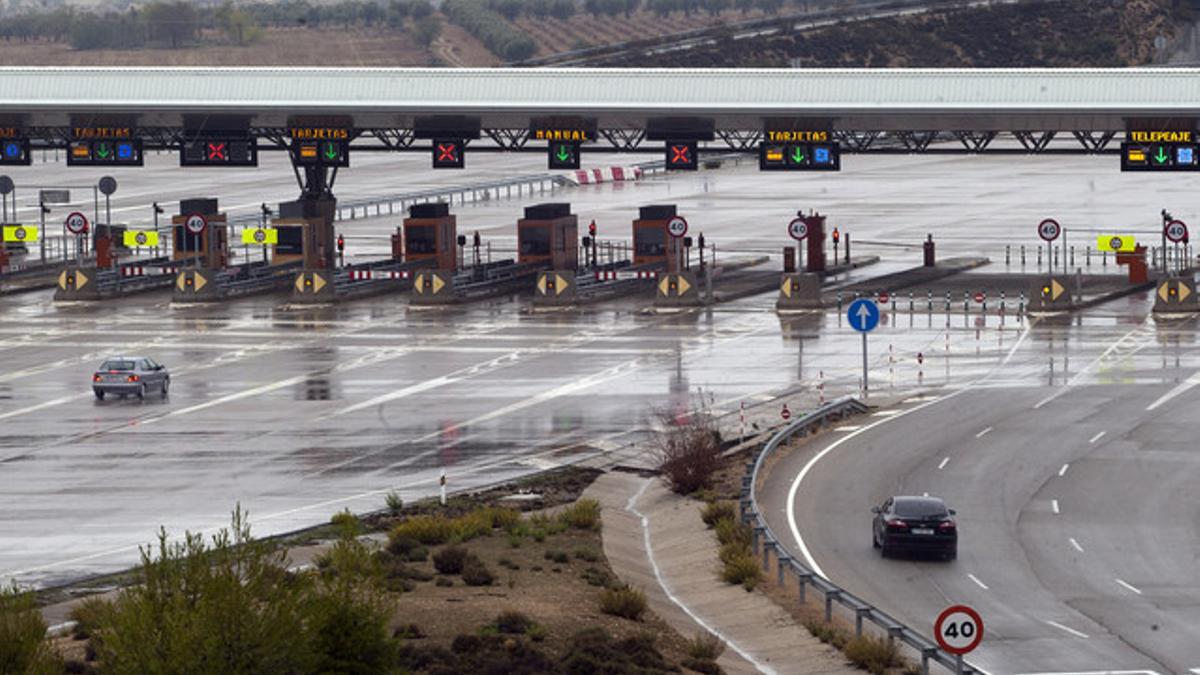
[348,269,410,281]
[121,266,144,277]
[571,166,644,185]
[593,269,659,281]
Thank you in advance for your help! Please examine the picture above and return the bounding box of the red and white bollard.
[781,403,791,421]
[439,469,447,506]
[818,370,825,406]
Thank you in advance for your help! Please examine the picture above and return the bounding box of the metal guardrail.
[740,396,982,675]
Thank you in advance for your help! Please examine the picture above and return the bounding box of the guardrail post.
[824,589,840,622]
[797,571,811,603]
[854,606,869,637]
[776,554,789,586]
[762,539,772,572]
[886,625,902,646]
[751,523,760,552]
[922,647,936,675]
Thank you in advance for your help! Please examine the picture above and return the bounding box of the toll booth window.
[406,226,436,254]
[636,227,666,257]
[520,227,551,256]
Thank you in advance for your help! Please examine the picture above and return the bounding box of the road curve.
[759,381,1200,674]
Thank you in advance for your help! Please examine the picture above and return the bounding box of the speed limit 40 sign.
[1037,218,1061,242]
[666,216,688,239]
[1166,219,1189,244]
[934,604,983,655]
[787,217,809,241]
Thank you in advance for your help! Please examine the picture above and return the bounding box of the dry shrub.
[844,634,901,674]
[701,501,737,528]
[655,393,723,495]
[598,585,647,621]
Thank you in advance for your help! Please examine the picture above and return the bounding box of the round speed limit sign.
[1166,219,1189,244]
[787,217,809,241]
[64,211,89,235]
[666,216,688,239]
[934,605,984,655]
[253,228,267,244]
[184,213,208,235]
[1037,218,1061,242]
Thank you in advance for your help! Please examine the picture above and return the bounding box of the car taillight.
[93,374,102,382]
[938,521,956,531]
[126,374,139,382]
[885,519,907,530]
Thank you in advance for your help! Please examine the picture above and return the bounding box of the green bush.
[435,577,455,587]
[495,610,533,634]
[559,498,602,531]
[330,508,360,535]
[714,517,752,549]
[453,510,495,541]
[561,628,674,673]
[685,631,726,661]
[721,552,762,591]
[844,635,900,674]
[701,501,737,528]
[580,566,614,588]
[442,0,538,61]
[67,596,111,640]
[544,549,569,564]
[391,515,456,545]
[461,555,495,586]
[682,657,725,674]
[0,583,62,675]
[433,545,470,574]
[485,507,522,531]
[385,491,404,514]
[386,535,429,562]
[574,547,600,562]
[598,585,647,621]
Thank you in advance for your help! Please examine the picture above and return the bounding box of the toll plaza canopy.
[5,67,1200,154]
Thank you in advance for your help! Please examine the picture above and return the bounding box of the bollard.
[909,291,914,312]
[1037,247,1042,267]
[1086,246,1091,266]
[1000,290,1006,313]
[891,295,896,312]
[944,291,951,311]
[1019,291,1025,316]
[1070,245,1075,267]
[836,292,843,312]
[1021,244,1026,266]
[963,291,969,312]
[1005,244,1010,265]
[927,290,933,311]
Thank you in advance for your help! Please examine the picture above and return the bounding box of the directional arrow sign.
[556,146,571,162]
[324,143,339,160]
[847,298,880,333]
[1155,146,1170,164]
[791,147,805,164]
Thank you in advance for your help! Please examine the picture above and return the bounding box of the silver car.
[92,357,170,400]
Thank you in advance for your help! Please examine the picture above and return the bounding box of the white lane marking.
[1114,578,1143,595]
[937,457,950,470]
[1189,669,1200,674]
[1035,317,1159,412]
[1052,499,1060,514]
[625,480,778,675]
[0,395,84,422]
[1147,370,1200,411]
[1059,463,1070,477]
[1015,671,1162,675]
[1069,538,1084,552]
[835,425,862,432]
[871,409,903,417]
[1033,392,1060,409]
[1044,620,1090,639]
[975,426,993,438]
[1088,430,1106,444]
[967,573,989,590]
[922,492,929,497]
[786,321,1034,580]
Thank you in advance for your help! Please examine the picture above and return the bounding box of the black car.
[872,496,957,560]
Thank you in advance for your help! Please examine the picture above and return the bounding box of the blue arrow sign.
[847,298,879,333]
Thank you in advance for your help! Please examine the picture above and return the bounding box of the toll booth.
[172,198,228,269]
[403,202,457,271]
[518,203,577,270]
[633,204,674,268]
[272,199,335,269]
[801,211,827,273]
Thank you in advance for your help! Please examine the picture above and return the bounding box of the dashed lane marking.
[1114,579,1143,595]
[1089,431,1106,444]
[1044,620,1090,639]
[1059,463,1070,477]
[975,426,993,438]
[1069,538,1084,552]
[937,457,950,470]
[1052,499,1060,514]
[967,573,989,590]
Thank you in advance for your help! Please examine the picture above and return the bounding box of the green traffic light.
[555,145,571,162]
[95,142,111,159]
[1154,146,1169,164]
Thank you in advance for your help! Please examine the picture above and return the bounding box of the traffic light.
[336,234,345,252]
[832,227,840,244]
[547,141,580,170]
[665,141,698,171]
[588,220,597,237]
[432,139,465,169]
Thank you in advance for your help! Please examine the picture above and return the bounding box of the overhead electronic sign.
[289,124,351,167]
[0,128,30,166]
[180,138,258,167]
[1121,130,1199,171]
[547,141,581,170]
[68,127,142,167]
[759,129,840,171]
[432,139,465,169]
[665,141,698,171]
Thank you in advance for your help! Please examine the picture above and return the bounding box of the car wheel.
[947,549,957,561]
[93,389,104,400]
[161,378,169,396]
[136,385,145,400]
[872,531,880,549]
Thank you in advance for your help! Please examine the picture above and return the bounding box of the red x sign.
[671,145,690,164]
[438,143,458,161]
[207,142,226,161]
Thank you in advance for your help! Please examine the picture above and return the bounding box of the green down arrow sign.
[1155,146,1169,164]
[556,145,572,162]
[791,146,805,164]
[324,143,340,160]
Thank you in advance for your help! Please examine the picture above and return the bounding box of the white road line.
[1189,669,1200,674]
[1033,392,1061,409]
[1044,620,1090,639]
[967,573,989,590]
[1115,578,1143,595]
[1147,370,1200,411]
[1015,670,1162,675]
[871,409,903,417]
[835,425,862,432]
[1088,430,1106,444]
[937,457,950,470]
[625,480,778,675]
[1052,499,1060,514]
[1059,463,1070,477]
[1069,538,1084,552]
[975,426,993,438]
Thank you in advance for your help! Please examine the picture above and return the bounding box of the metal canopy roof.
[1,67,1199,130]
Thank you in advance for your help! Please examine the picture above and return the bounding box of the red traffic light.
[588,220,597,236]
[832,227,840,242]
[336,234,345,252]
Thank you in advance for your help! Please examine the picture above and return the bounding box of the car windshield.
[100,360,136,371]
[894,498,948,518]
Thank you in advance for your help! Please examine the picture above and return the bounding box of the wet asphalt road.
[1,146,1196,675]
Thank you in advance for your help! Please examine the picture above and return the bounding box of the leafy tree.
[143,0,198,48]
[413,14,441,47]
[0,584,61,675]
[215,2,262,45]
[549,0,576,20]
[410,0,434,18]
